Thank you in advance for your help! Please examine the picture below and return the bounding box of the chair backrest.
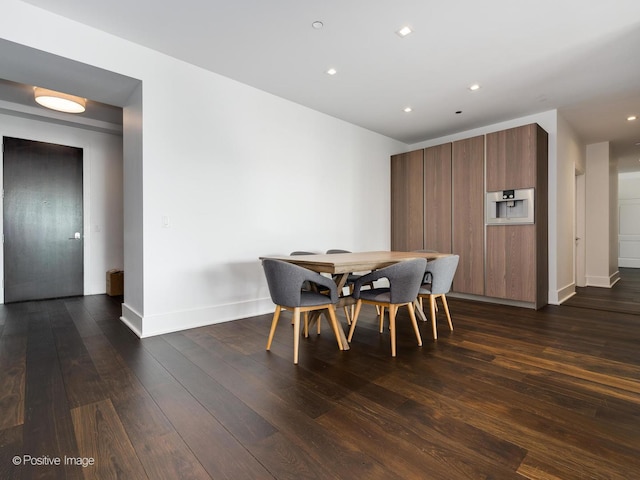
[263,258,338,306]
[290,251,315,256]
[326,249,351,254]
[379,258,428,304]
[262,259,313,306]
[425,255,460,295]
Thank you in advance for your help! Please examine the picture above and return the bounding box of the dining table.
[260,250,450,350]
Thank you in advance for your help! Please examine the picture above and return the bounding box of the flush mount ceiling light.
[627,115,637,121]
[312,21,324,29]
[34,87,86,113]
[468,83,481,91]
[396,26,412,37]
[403,107,413,113]
[326,68,337,75]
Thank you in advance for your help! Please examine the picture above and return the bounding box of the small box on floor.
[106,269,124,296]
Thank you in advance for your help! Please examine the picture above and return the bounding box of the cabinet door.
[424,143,452,253]
[391,149,424,251]
[486,123,538,192]
[452,136,484,295]
[486,225,536,302]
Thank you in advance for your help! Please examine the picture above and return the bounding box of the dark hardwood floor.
[1,269,639,479]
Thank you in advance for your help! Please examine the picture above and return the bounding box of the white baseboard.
[619,258,640,268]
[556,283,576,304]
[128,297,275,338]
[121,303,143,337]
[586,270,620,288]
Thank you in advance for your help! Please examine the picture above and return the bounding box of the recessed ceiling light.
[312,21,324,29]
[326,68,337,76]
[403,107,412,113]
[396,26,412,37]
[468,84,481,91]
[627,115,637,121]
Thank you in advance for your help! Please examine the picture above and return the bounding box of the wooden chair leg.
[347,300,363,342]
[378,306,385,333]
[326,306,344,350]
[407,303,422,346]
[441,294,453,331]
[292,308,301,364]
[266,305,281,350]
[303,311,309,338]
[389,304,398,357]
[429,296,438,339]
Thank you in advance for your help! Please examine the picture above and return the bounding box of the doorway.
[3,136,84,302]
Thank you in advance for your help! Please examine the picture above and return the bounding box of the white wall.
[609,157,619,274]
[2,0,406,336]
[619,172,640,267]
[0,112,124,300]
[555,113,584,302]
[121,84,144,332]
[585,142,620,287]
[139,61,404,335]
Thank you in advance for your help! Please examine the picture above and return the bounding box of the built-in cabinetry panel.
[391,123,548,309]
[391,149,424,251]
[486,124,539,191]
[486,225,536,302]
[452,136,485,295]
[424,143,452,253]
[485,124,548,308]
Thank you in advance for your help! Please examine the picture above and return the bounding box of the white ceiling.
[8,0,640,171]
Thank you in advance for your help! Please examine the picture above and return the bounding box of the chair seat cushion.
[299,291,334,307]
[358,288,391,303]
[418,284,433,295]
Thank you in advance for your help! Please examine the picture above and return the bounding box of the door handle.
[68,232,81,240]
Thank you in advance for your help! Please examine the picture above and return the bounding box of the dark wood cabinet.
[424,143,452,253]
[391,149,424,251]
[486,225,536,301]
[486,123,542,191]
[485,124,548,308]
[390,123,547,308]
[452,136,485,295]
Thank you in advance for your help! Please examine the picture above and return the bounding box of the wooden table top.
[260,250,449,274]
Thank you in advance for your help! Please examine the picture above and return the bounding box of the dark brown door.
[3,137,83,302]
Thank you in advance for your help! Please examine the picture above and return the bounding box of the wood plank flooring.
[0,269,639,479]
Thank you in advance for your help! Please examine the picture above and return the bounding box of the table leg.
[414,299,427,322]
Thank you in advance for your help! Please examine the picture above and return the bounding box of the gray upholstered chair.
[262,259,344,364]
[417,255,460,339]
[413,249,438,283]
[326,249,373,323]
[290,251,317,300]
[347,258,427,357]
